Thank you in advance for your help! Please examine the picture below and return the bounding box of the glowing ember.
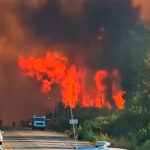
[97,26,105,40]
[99,26,105,32]
[19,51,125,109]
[97,36,103,40]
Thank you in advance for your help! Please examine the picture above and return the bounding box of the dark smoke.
[0,0,141,125]
[19,0,139,69]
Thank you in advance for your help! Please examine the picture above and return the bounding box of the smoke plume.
[0,0,141,125]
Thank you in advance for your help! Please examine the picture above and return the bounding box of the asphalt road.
[1,129,92,150]
[1,129,126,150]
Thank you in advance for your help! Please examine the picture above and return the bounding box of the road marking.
[14,130,76,149]
[30,140,45,150]
[14,130,45,150]
[2,142,6,150]
[3,140,14,150]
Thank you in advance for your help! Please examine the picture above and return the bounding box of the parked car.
[27,120,33,128]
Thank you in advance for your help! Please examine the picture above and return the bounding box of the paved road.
[2,129,92,150]
[1,129,126,150]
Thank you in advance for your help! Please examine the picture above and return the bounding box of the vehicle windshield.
[34,118,45,121]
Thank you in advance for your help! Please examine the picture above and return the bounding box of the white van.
[32,116,46,130]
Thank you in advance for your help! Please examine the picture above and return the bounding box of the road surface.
[2,129,92,150]
[1,129,126,150]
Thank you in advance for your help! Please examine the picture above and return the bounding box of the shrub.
[93,133,110,143]
[111,137,132,149]
[87,114,119,134]
[78,125,94,141]
[56,117,71,132]
[136,123,150,145]
[137,140,150,150]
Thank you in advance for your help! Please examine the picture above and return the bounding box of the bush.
[78,125,94,141]
[56,117,71,132]
[85,114,119,134]
[93,133,110,143]
[111,137,132,149]
[136,123,150,146]
[137,140,150,150]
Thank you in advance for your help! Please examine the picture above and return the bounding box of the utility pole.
[69,105,78,149]
[52,102,55,119]
[48,96,55,119]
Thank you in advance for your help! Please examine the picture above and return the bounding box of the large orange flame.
[95,70,111,108]
[19,52,68,92]
[132,0,150,23]
[19,51,125,109]
[61,66,81,108]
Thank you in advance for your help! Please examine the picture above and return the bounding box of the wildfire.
[132,0,150,23]
[19,51,125,109]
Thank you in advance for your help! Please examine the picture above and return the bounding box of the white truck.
[32,116,46,130]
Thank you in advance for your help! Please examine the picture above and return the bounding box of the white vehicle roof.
[33,116,46,118]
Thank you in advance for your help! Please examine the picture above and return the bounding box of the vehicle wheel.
[32,127,35,130]
[42,128,45,131]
